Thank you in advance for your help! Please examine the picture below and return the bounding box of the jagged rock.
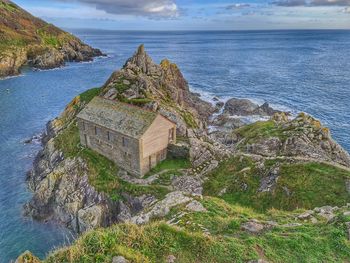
[172,176,203,195]
[186,200,207,212]
[130,191,192,225]
[247,137,282,157]
[258,165,280,193]
[28,47,65,69]
[224,98,259,116]
[238,113,350,167]
[112,256,129,263]
[224,98,280,117]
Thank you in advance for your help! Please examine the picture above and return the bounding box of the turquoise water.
[0,30,350,261]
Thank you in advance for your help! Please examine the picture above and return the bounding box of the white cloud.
[58,0,179,17]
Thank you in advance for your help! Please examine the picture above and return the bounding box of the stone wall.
[77,118,142,176]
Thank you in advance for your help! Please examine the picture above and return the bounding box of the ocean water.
[0,30,350,261]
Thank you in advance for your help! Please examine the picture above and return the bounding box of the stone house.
[76,96,176,177]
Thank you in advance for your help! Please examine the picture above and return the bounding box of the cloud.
[58,0,179,17]
[225,3,251,9]
[272,0,350,6]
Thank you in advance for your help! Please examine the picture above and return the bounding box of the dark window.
[95,126,102,136]
[122,137,129,147]
[107,131,111,141]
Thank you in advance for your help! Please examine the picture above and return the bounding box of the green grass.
[44,197,350,263]
[148,158,191,175]
[80,87,101,104]
[0,1,18,12]
[204,156,350,211]
[233,120,289,145]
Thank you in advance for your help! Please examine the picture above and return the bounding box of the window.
[107,131,111,141]
[122,137,129,147]
[95,126,101,135]
[82,121,86,131]
[168,128,174,142]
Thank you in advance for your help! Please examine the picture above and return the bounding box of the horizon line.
[65,28,350,32]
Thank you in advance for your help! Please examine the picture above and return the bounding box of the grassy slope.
[0,0,80,60]
[45,197,350,263]
[204,156,350,211]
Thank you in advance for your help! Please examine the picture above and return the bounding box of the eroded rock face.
[24,120,152,233]
[24,136,119,233]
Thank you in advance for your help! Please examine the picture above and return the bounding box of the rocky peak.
[124,44,161,76]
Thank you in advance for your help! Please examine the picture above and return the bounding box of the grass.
[233,120,289,145]
[203,156,350,211]
[148,158,191,175]
[0,1,18,12]
[80,87,101,104]
[44,197,350,263]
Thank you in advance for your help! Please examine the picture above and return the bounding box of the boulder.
[186,200,207,212]
[241,220,265,234]
[224,98,259,116]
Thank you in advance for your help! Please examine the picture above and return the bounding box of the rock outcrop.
[0,0,103,78]
[223,98,281,116]
[238,113,350,167]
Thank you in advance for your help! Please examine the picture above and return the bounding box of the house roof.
[77,96,159,138]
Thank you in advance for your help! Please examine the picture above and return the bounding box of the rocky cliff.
[0,0,103,77]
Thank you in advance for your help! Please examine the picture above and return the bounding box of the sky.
[14,0,350,30]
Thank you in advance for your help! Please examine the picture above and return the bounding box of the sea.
[0,30,349,262]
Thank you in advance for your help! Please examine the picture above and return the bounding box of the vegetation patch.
[233,120,290,145]
[0,1,18,12]
[204,156,350,211]
[45,197,350,263]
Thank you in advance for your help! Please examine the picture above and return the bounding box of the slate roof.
[77,96,158,138]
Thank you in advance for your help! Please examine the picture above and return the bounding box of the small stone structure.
[77,96,176,177]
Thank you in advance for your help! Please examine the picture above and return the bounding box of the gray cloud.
[58,0,178,17]
[272,0,350,6]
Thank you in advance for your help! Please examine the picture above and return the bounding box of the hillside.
[0,0,102,77]
[20,46,350,262]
